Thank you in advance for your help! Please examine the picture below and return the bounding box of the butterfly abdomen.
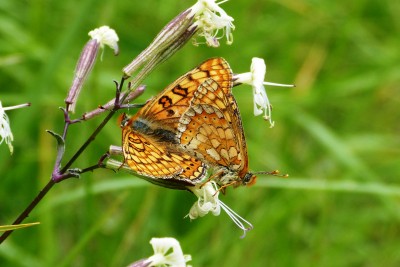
[132,119,178,144]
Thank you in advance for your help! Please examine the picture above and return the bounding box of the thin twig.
[60,77,126,173]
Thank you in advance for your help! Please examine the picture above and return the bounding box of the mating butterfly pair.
[120,58,265,190]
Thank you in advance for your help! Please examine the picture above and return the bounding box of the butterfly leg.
[116,153,129,171]
[199,168,226,189]
[216,180,240,195]
[200,168,241,195]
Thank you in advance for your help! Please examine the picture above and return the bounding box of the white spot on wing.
[206,148,221,161]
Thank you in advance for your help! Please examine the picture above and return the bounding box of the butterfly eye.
[243,173,257,186]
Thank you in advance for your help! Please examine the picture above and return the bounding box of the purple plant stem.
[0,77,129,243]
[60,77,126,173]
[0,180,55,244]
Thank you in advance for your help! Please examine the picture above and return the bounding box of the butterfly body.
[132,117,178,144]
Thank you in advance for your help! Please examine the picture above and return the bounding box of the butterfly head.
[118,113,131,128]
[242,172,257,187]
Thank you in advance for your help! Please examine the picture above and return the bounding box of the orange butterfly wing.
[120,58,232,186]
[177,78,251,182]
[120,58,250,187]
[121,116,208,188]
[137,58,233,131]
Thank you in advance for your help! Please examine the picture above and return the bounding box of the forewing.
[138,58,233,130]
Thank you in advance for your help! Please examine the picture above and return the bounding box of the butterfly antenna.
[254,170,289,178]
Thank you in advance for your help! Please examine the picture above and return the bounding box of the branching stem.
[0,76,129,243]
[61,77,126,173]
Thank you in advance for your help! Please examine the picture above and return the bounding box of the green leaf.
[0,222,40,232]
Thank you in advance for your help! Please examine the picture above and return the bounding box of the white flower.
[188,181,253,238]
[0,101,30,154]
[147,237,192,267]
[234,57,294,127]
[88,25,119,55]
[190,0,235,47]
[188,181,221,218]
[0,102,13,154]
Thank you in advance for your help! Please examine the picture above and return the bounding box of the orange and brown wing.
[137,58,233,131]
[121,125,208,187]
[177,78,249,175]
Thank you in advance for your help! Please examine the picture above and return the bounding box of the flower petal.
[148,238,191,267]
[88,25,119,54]
[191,0,235,46]
[0,101,14,154]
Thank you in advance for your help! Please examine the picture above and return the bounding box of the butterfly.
[120,57,272,190]
[119,58,231,189]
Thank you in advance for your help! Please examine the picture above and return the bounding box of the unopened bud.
[65,26,119,113]
[123,10,195,78]
[65,39,100,113]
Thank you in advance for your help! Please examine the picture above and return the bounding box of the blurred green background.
[1,0,400,266]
